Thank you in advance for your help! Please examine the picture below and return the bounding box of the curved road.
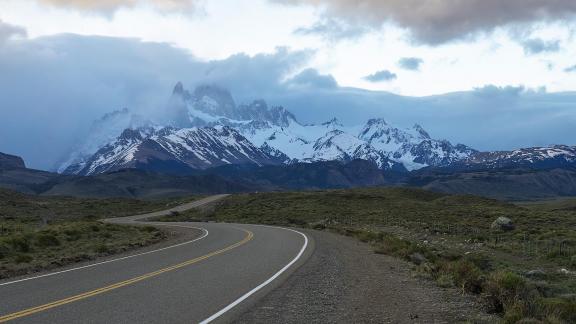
[0,195,311,323]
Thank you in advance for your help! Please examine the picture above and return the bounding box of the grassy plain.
[156,188,576,323]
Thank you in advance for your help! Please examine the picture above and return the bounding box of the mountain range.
[3,82,575,201]
[57,83,483,176]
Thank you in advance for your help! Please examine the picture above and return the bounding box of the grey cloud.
[364,70,397,82]
[565,65,576,72]
[398,57,423,71]
[286,68,338,89]
[0,20,27,43]
[294,18,368,41]
[522,38,561,55]
[275,0,576,44]
[38,0,195,12]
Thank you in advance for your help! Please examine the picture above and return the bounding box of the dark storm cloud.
[364,70,397,82]
[275,0,576,44]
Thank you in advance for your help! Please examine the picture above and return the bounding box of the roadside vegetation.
[155,188,576,323]
[0,189,198,279]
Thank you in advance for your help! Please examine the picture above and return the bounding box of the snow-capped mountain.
[450,145,576,170]
[358,118,477,170]
[59,82,478,175]
[64,126,286,176]
[56,108,150,174]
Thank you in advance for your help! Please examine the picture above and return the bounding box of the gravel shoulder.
[235,229,496,324]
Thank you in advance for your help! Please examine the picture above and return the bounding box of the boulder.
[491,216,515,231]
[524,270,545,278]
[409,252,428,265]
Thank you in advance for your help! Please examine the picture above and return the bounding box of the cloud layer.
[277,0,576,44]
[522,38,561,55]
[38,0,194,12]
[0,32,309,169]
[364,70,397,82]
[398,57,423,71]
[294,18,368,41]
[0,20,27,43]
[1,28,575,170]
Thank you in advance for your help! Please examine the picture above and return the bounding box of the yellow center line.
[0,229,254,323]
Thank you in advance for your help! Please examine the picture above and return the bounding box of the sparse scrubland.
[155,188,576,323]
[0,189,197,279]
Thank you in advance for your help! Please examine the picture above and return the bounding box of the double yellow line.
[0,229,254,323]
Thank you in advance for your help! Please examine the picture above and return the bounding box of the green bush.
[538,298,576,323]
[0,242,10,259]
[439,260,484,294]
[35,233,61,247]
[94,244,110,254]
[7,236,31,253]
[140,226,158,233]
[14,254,33,264]
[373,234,421,259]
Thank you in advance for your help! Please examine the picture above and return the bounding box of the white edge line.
[199,226,309,324]
[0,225,209,287]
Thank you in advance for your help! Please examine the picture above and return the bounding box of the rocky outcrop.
[0,152,25,169]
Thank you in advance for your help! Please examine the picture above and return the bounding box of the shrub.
[483,271,539,320]
[14,254,33,264]
[94,244,110,254]
[355,230,383,244]
[374,234,421,259]
[436,274,454,288]
[140,226,157,233]
[439,259,484,294]
[35,233,61,247]
[538,298,576,323]
[7,236,31,253]
[0,242,10,259]
[64,229,82,241]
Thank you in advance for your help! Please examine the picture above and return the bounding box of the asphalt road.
[0,195,311,323]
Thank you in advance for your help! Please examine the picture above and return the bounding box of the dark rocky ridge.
[0,152,25,169]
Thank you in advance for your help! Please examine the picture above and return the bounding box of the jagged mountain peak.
[322,118,343,128]
[193,84,236,108]
[412,123,430,139]
[365,118,388,127]
[237,101,299,127]
[171,82,192,101]
[173,81,184,94]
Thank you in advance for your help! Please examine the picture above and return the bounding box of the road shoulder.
[234,228,496,323]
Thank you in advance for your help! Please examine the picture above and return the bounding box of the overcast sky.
[1,0,576,169]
